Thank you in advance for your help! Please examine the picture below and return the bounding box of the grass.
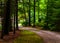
[13,30,43,43]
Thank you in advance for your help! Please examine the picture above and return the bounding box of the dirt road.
[20,27,60,43]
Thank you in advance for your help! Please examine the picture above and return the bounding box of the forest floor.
[0,31,20,43]
[0,27,60,43]
[0,27,43,43]
[20,27,60,43]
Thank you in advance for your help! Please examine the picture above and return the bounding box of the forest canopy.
[0,0,60,31]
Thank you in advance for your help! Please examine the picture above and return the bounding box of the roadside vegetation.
[13,30,43,43]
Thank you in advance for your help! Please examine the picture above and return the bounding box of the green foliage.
[44,0,60,31]
[1,0,60,31]
[18,0,60,31]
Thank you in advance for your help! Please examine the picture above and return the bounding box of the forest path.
[20,27,60,43]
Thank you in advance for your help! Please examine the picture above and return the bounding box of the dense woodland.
[0,0,60,39]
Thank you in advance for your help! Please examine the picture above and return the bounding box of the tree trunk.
[15,0,18,30]
[1,0,12,38]
[38,0,40,22]
[29,0,31,26]
[33,0,35,27]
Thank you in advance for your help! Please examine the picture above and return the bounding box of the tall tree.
[1,0,12,38]
[15,0,18,30]
[38,0,40,22]
[29,0,31,26]
[33,0,36,27]
[43,0,50,30]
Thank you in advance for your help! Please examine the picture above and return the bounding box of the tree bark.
[29,0,31,26]
[33,0,35,27]
[1,0,12,38]
[15,0,18,30]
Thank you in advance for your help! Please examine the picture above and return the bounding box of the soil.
[0,30,20,43]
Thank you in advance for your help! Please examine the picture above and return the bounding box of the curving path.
[20,27,60,43]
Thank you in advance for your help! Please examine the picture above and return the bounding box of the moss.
[13,30,43,43]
